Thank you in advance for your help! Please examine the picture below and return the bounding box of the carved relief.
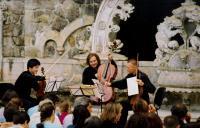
[90,0,134,55]
[44,40,57,58]
[2,0,24,57]
[154,0,200,92]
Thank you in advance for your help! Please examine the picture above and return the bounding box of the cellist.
[15,58,45,110]
[106,57,156,128]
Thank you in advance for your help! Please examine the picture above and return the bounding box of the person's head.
[39,101,55,122]
[164,115,180,128]
[6,97,23,110]
[100,102,122,123]
[13,111,30,128]
[171,103,188,120]
[1,89,18,106]
[73,97,92,113]
[59,100,70,113]
[127,58,138,74]
[73,105,91,128]
[83,116,102,128]
[146,112,163,128]
[125,113,149,128]
[44,93,60,106]
[86,53,101,69]
[4,106,19,122]
[133,99,149,114]
[27,58,40,75]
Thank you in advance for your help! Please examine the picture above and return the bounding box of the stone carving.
[156,16,183,54]
[51,0,79,31]
[108,39,123,53]
[90,0,134,56]
[1,0,24,57]
[154,0,200,93]
[189,25,200,52]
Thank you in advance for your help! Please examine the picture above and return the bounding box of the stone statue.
[189,25,200,52]
[155,16,183,54]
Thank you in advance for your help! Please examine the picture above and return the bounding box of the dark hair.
[133,99,149,114]
[171,103,188,119]
[86,53,101,67]
[4,106,18,122]
[125,113,149,128]
[146,113,163,128]
[83,116,102,128]
[13,111,30,124]
[164,115,179,128]
[73,105,91,128]
[36,102,55,128]
[27,58,40,69]
[1,89,18,106]
[44,93,60,105]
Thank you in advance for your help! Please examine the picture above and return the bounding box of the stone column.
[0,2,4,80]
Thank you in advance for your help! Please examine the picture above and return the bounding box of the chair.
[0,83,15,99]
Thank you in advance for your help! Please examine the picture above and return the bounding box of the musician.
[82,53,117,85]
[14,58,45,110]
[107,58,156,128]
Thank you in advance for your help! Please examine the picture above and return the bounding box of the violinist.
[107,58,156,128]
[14,58,45,110]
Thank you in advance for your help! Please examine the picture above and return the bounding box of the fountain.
[154,0,200,109]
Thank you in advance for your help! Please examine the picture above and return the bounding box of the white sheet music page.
[127,77,139,96]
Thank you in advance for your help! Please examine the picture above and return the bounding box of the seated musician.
[14,58,45,110]
[82,53,117,85]
[107,58,156,128]
[82,53,117,103]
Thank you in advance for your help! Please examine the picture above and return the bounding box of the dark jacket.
[14,71,42,99]
[111,71,156,103]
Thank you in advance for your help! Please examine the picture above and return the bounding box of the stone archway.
[90,0,134,56]
[34,16,94,57]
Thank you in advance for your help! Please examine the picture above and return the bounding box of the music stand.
[45,76,64,93]
[68,84,95,97]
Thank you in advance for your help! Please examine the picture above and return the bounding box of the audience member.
[68,105,90,128]
[146,112,163,128]
[100,102,122,128]
[171,103,190,128]
[164,115,180,128]
[83,116,102,128]
[125,113,149,128]
[34,101,62,128]
[63,97,92,128]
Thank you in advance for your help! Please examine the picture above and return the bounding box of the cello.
[36,67,46,99]
[97,54,117,102]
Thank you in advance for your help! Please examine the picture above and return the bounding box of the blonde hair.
[100,102,122,123]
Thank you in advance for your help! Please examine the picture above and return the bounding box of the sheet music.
[92,79,104,98]
[127,77,139,96]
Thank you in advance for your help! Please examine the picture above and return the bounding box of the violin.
[97,54,117,102]
[36,67,46,99]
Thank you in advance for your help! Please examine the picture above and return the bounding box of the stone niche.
[154,0,200,109]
